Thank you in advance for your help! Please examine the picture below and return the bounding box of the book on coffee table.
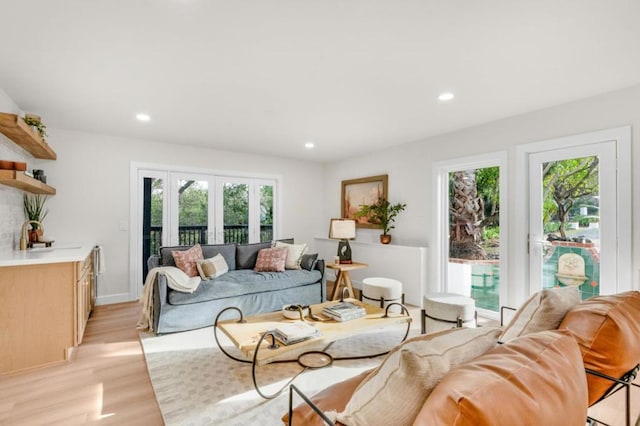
[322,301,367,322]
[273,321,321,345]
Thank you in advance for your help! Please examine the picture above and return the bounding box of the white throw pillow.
[274,241,308,269]
[196,254,229,279]
[336,326,503,426]
[499,285,580,343]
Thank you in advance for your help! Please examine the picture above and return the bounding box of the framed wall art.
[341,174,388,228]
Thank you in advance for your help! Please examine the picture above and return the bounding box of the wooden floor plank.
[0,302,163,425]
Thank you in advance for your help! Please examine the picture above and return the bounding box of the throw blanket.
[137,267,202,332]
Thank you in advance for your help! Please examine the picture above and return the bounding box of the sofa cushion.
[196,254,229,279]
[300,253,319,271]
[335,326,502,426]
[167,269,322,305]
[283,370,372,426]
[160,243,236,271]
[414,330,588,426]
[274,241,308,269]
[254,247,288,272]
[499,285,580,343]
[559,290,640,405]
[236,242,271,269]
[171,244,203,277]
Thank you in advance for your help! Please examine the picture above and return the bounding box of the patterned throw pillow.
[254,247,288,272]
[171,244,204,277]
[196,253,229,279]
[274,241,308,269]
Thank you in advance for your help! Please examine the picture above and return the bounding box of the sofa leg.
[421,309,426,334]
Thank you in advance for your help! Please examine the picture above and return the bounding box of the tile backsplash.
[0,134,31,251]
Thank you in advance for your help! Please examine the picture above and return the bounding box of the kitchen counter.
[0,242,95,267]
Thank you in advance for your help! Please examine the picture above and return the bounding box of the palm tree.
[449,170,487,259]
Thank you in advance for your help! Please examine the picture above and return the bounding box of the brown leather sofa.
[284,291,640,426]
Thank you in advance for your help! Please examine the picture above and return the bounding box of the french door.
[526,128,631,298]
[132,165,279,298]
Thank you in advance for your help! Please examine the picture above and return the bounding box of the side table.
[326,262,368,301]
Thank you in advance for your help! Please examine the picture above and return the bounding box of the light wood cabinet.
[0,255,94,375]
[75,253,94,345]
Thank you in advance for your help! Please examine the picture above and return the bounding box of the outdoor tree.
[448,167,500,260]
[543,156,599,239]
[449,170,486,259]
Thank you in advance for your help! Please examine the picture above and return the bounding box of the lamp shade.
[329,219,356,240]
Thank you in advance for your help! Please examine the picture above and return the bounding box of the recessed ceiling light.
[438,92,454,101]
[136,113,151,122]
[305,142,315,149]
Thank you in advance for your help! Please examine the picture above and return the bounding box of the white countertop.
[0,243,96,267]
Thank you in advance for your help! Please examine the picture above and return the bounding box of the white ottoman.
[360,277,404,309]
[421,292,476,334]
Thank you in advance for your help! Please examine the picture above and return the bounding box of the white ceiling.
[1,1,639,162]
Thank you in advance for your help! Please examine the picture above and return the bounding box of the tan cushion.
[171,244,204,277]
[196,253,229,279]
[253,247,288,272]
[499,285,580,343]
[414,330,588,426]
[336,326,502,426]
[559,291,640,405]
[274,241,308,269]
[282,370,371,426]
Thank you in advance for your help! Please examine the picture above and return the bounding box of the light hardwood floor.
[0,302,163,425]
[0,299,637,425]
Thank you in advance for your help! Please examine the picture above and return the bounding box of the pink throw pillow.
[254,247,288,272]
[172,244,204,277]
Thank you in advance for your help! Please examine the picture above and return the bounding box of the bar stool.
[360,277,404,308]
[421,292,476,334]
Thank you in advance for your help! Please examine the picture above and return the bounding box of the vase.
[380,234,391,244]
[29,229,39,243]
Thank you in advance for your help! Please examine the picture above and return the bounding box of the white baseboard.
[96,292,135,306]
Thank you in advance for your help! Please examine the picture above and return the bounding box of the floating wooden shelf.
[0,170,56,195]
[0,112,57,160]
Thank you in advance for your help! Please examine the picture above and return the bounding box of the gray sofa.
[147,240,326,334]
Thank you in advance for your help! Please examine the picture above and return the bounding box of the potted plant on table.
[355,197,406,244]
[23,194,48,242]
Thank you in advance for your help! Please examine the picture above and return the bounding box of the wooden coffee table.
[213,298,411,398]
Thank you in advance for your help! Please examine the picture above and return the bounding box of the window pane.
[448,167,501,312]
[223,183,249,243]
[178,179,208,245]
[260,184,274,242]
[541,156,600,299]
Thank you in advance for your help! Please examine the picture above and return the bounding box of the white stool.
[421,292,476,334]
[360,277,404,308]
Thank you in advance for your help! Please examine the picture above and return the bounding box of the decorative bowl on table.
[282,304,310,319]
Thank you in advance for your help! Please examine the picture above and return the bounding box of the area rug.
[140,323,415,426]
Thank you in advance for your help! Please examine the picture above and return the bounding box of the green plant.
[23,194,48,229]
[23,116,48,138]
[354,197,406,235]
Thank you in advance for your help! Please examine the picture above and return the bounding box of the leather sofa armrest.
[287,384,334,426]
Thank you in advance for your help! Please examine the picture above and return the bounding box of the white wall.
[18,128,325,304]
[322,84,640,307]
[0,88,31,251]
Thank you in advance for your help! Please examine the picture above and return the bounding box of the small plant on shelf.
[23,115,48,139]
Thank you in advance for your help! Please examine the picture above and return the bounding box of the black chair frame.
[586,364,640,426]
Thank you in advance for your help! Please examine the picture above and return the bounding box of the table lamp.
[329,218,356,264]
